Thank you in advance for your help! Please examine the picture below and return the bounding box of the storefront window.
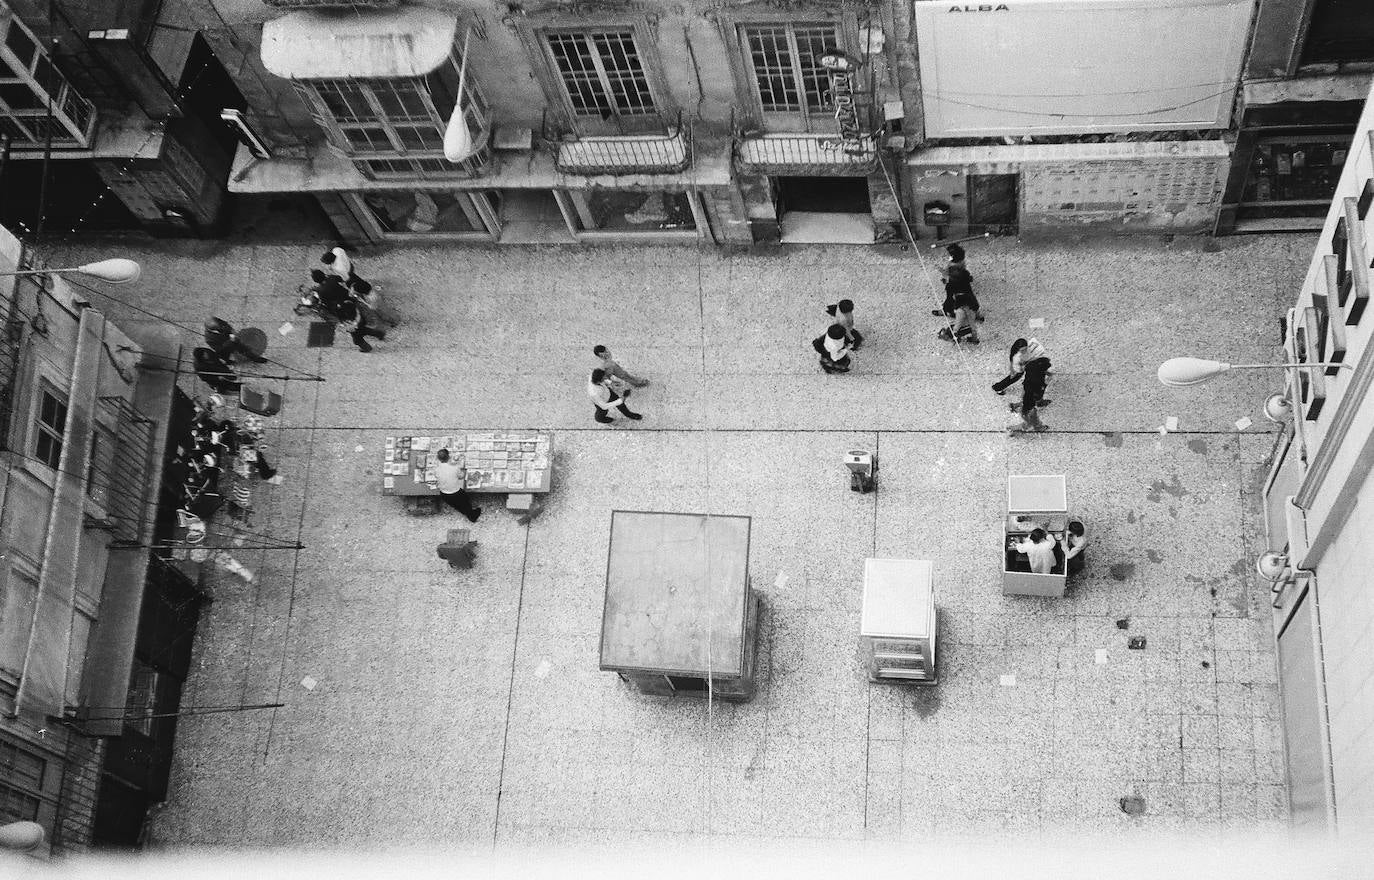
[577,190,696,232]
[361,190,481,235]
[1243,141,1346,205]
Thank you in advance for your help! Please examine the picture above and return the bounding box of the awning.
[260,6,457,80]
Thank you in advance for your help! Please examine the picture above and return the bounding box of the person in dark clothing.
[992,338,1030,394]
[203,317,267,364]
[1010,356,1052,433]
[193,347,241,394]
[309,269,352,313]
[332,298,387,353]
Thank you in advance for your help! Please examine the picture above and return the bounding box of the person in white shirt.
[821,323,853,373]
[321,246,373,297]
[588,369,642,424]
[433,448,480,522]
[1015,528,1059,574]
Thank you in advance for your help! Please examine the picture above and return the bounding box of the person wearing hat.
[203,317,268,364]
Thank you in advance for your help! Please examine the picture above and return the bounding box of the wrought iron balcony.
[734,132,879,176]
[546,113,692,176]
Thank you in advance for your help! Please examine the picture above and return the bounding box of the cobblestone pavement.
[43,232,1312,849]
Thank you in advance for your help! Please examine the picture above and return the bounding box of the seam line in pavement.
[492,510,533,849]
[250,426,1279,437]
[262,350,324,762]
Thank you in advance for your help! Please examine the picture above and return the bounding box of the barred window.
[545,31,655,118]
[0,740,44,823]
[742,24,839,113]
[34,387,66,470]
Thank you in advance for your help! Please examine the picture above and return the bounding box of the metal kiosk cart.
[1003,474,1070,597]
[860,558,938,684]
[599,510,760,701]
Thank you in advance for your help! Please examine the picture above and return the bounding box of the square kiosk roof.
[860,558,934,640]
[1007,474,1067,515]
[600,511,752,676]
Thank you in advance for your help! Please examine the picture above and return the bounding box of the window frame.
[718,9,860,134]
[740,22,842,120]
[0,11,96,147]
[32,384,67,471]
[541,28,658,122]
[0,734,61,843]
[295,45,491,167]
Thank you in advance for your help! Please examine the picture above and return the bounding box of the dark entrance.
[774,176,871,214]
[967,173,1018,234]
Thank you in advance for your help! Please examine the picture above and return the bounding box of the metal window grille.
[34,388,66,469]
[0,6,96,147]
[743,24,839,114]
[546,31,655,118]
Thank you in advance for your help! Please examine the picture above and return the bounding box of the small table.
[237,327,268,359]
[381,431,554,497]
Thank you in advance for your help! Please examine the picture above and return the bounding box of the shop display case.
[860,558,938,685]
[599,511,759,701]
[1003,474,1072,597]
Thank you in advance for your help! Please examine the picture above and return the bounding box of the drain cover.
[306,321,336,348]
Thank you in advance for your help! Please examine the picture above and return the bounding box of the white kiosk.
[860,558,938,685]
[1003,474,1071,597]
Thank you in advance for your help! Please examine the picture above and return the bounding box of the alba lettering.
[949,4,1011,10]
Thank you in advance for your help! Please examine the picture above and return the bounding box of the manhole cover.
[306,321,336,348]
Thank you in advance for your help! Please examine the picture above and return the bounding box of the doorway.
[967,173,1019,234]
[774,176,873,244]
[497,189,577,244]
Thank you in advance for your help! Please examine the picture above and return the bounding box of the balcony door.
[543,30,659,135]
[740,23,841,133]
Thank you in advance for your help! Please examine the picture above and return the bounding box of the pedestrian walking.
[321,245,372,295]
[594,345,649,388]
[1000,338,1051,404]
[1008,354,1052,434]
[825,299,864,349]
[936,244,983,323]
[433,447,481,522]
[992,338,1030,394]
[332,298,387,353]
[588,368,642,423]
[815,323,853,373]
[203,317,268,364]
[936,290,980,344]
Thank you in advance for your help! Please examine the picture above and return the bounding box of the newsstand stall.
[860,558,938,685]
[599,510,760,701]
[1002,474,1079,597]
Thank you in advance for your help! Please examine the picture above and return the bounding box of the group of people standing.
[808,242,1054,434]
[298,246,394,352]
[169,397,280,526]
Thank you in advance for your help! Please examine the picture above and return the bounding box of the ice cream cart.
[599,510,760,701]
[860,558,938,685]
[1003,474,1072,597]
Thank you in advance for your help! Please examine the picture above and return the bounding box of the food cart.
[860,558,938,685]
[1003,474,1074,597]
[599,510,760,701]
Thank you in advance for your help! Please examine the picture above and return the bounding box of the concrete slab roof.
[260,6,456,80]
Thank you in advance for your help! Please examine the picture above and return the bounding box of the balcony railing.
[546,113,692,176]
[733,132,880,175]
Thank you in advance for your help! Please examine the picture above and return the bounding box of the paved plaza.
[44,232,1311,849]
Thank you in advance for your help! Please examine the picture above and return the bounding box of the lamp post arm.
[0,268,64,277]
[1226,362,1354,372]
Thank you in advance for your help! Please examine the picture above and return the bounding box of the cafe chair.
[239,385,283,417]
[438,528,477,570]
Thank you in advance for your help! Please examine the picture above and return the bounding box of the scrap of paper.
[533,659,552,679]
[1095,649,1109,665]
[1235,416,1253,431]
[1028,318,1046,328]
[773,571,790,589]
[999,674,1017,687]
[278,322,294,336]
[300,676,317,691]
[1158,426,1168,435]
[355,445,365,452]
[1165,416,1180,432]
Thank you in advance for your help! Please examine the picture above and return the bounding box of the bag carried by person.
[812,334,828,356]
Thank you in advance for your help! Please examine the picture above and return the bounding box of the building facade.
[1261,78,1374,832]
[0,223,201,855]
[4,0,1374,244]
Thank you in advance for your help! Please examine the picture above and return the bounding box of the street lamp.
[0,820,44,852]
[0,257,141,284]
[1156,356,1352,387]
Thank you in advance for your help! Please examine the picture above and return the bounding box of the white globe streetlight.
[0,258,141,284]
[1157,356,1352,387]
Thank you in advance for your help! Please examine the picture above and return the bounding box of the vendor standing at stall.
[433,448,481,522]
[1064,519,1087,575]
[1015,528,1059,574]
